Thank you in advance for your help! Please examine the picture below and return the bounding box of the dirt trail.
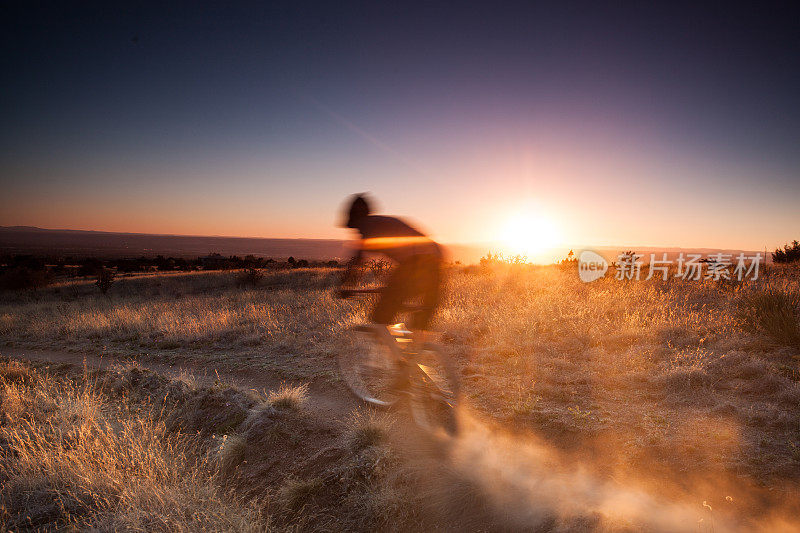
[1,347,358,421]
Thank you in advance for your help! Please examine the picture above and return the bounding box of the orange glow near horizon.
[1,127,798,252]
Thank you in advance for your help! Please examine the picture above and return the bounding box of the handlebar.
[339,287,384,297]
[339,287,429,313]
[339,287,383,298]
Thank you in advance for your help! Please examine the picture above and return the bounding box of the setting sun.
[500,212,562,260]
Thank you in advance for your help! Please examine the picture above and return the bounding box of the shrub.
[237,267,264,287]
[78,258,103,277]
[479,252,527,268]
[0,360,33,384]
[773,240,800,264]
[559,250,578,269]
[96,268,116,294]
[366,259,392,276]
[479,252,504,268]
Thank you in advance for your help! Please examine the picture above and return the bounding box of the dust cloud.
[398,410,799,532]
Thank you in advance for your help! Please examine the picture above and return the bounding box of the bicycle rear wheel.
[408,343,460,435]
[338,326,402,407]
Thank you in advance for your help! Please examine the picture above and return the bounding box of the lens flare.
[500,212,561,260]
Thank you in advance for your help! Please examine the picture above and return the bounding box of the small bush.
[366,259,392,276]
[96,267,116,294]
[773,240,800,264]
[558,250,578,269]
[479,252,528,269]
[237,267,264,287]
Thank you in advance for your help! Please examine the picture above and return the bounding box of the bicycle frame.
[341,287,459,426]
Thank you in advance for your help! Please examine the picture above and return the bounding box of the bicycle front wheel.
[338,326,402,407]
[408,343,460,435]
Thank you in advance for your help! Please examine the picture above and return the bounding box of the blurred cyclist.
[338,194,443,337]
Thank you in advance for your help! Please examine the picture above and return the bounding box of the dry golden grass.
[738,288,800,349]
[0,361,266,531]
[344,408,393,451]
[276,476,324,511]
[216,433,248,476]
[267,383,309,411]
[1,263,799,530]
[0,359,410,531]
[0,269,349,378]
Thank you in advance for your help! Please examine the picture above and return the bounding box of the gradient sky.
[1,1,798,251]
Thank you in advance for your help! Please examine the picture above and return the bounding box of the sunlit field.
[0,360,266,530]
[2,264,799,530]
[0,358,423,530]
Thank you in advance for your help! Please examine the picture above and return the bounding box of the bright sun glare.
[501,212,561,260]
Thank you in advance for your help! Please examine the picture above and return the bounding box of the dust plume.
[391,409,799,532]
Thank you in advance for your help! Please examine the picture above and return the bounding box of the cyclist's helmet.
[342,194,371,228]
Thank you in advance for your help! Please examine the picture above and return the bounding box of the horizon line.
[0,225,775,253]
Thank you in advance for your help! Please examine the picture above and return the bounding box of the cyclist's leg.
[372,260,414,326]
[409,254,442,331]
[371,261,417,389]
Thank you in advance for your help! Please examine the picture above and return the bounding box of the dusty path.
[1,347,358,421]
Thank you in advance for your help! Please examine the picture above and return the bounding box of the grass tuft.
[278,477,324,511]
[267,383,309,411]
[216,433,248,475]
[345,409,392,451]
[0,359,33,384]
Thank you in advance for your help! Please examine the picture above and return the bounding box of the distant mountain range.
[0,226,349,260]
[0,226,492,262]
[0,226,768,264]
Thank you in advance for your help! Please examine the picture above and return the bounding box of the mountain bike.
[338,288,460,435]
